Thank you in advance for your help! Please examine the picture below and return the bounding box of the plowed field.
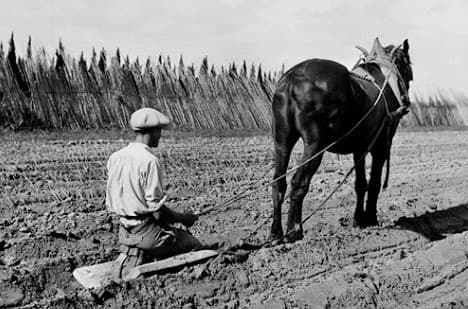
[1,130,468,308]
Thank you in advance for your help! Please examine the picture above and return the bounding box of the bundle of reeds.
[0,36,466,130]
[402,90,468,128]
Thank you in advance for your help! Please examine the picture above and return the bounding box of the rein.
[351,51,411,190]
[199,55,399,218]
[351,52,410,120]
[200,53,409,263]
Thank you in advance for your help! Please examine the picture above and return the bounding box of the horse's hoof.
[284,229,303,243]
[363,213,378,227]
[354,217,378,228]
[365,218,378,227]
[269,238,283,246]
[269,230,284,244]
[353,218,366,228]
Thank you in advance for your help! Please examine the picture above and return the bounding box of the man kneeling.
[105,108,202,276]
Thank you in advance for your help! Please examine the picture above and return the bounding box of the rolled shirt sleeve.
[143,159,166,212]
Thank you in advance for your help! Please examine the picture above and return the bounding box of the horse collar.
[350,67,376,83]
[354,58,408,109]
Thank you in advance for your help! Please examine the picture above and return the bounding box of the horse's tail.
[273,72,299,112]
[383,120,399,190]
[383,152,390,190]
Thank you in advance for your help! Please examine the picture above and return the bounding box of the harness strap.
[364,59,409,108]
[351,54,410,190]
[353,46,410,110]
[350,64,409,121]
[350,67,376,82]
[350,69,393,119]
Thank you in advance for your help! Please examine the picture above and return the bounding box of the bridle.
[352,43,413,189]
[352,44,411,119]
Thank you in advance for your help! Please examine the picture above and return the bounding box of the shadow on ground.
[395,203,468,241]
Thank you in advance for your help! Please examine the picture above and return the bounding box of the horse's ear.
[403,39,409,52]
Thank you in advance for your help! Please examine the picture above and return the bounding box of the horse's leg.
[353,151,367,227]
[270,138,296,240]
[286,138,323,242]
[365,150,387,226]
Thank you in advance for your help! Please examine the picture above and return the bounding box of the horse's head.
[387,39,413,95]
[357,38,413,107]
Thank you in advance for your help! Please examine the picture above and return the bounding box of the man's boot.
[115,245,146,280]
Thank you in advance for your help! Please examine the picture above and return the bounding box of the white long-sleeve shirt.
[105,142,166,227]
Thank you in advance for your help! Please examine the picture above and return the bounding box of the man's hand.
[156,206,199,226]
[181,212,198,227]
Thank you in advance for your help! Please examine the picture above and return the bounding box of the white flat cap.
[130,108,171,130]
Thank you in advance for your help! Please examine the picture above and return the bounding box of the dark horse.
[270,38,413,242]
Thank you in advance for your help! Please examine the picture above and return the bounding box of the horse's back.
[273,59,353,137]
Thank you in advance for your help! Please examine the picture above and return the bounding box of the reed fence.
[1,36,467,130]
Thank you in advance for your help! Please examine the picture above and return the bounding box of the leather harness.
[349,53,411,189]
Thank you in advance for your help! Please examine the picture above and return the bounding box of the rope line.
[201,57,403,262]
[198,60,395,217]
[225,117,388,249]
[196,163,274,216]
[265,117,388,246]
